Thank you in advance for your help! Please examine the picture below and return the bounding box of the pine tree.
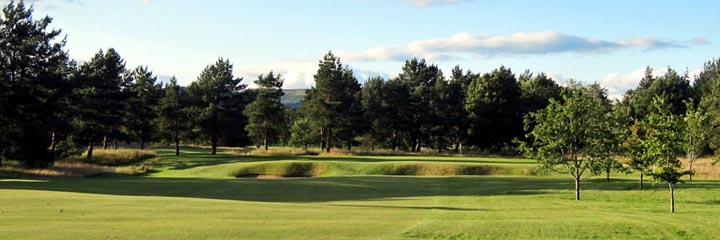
[187,58,246,155]
[159,77,189,155]
[244,71,285,150]
[0,0,73,167]
[125,66,161,149]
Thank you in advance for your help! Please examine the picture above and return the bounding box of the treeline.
[3,0,720,177]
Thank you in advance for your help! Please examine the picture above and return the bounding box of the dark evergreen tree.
[0,0,73,167]
[159,76,189,155]
[187,58,247,155]
[395,58,444,152]
[465,66,522,150]
[72,48,127,160]
[302,52,361,153]
[125,66,161,149]
[243,71,285,150]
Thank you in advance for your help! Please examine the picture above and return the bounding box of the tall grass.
[225,161,536,178]
[66,149,158,166]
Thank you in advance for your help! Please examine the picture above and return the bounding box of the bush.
[65,149,158,166]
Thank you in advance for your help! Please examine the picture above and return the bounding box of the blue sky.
[12,0,720,98]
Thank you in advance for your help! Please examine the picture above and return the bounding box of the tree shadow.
[328,204,486,211]
[0,176,678,203]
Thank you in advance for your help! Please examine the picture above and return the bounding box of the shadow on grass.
[329,204,485,211]
[3,176,708,203]
[151,152,533,171]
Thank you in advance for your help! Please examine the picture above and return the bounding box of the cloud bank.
[336,32,710,62]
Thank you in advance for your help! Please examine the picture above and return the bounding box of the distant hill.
[281,89,307,109]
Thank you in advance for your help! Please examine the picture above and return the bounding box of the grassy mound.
[191,161,537,178]
[66,149,158,166]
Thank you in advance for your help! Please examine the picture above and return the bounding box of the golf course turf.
[1,147,719,239]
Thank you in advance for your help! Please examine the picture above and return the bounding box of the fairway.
[1,148,719,239]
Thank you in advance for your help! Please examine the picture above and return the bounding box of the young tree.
[289,117,316,149]
[187,58,246,155]
[623,121,651,189]
[520,85,610,200]
[641,98,691,213]
[125,66,161,149]
[244,71,285,150]
[683,99,706,181]
[0,0,73,167]
[159,77,189,155]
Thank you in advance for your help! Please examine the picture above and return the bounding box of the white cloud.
[599,67,669,100]
[236,60,392,89]
[336,32,708,62]
[407,0,467,7]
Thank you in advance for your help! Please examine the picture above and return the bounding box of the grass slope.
[1,147,719,239]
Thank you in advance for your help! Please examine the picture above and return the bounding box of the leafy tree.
[466,66,522,150]
[187,58,246,155]
[641,98,691,213]
[72,48,127,160]
[626,67,691,120]
[302,52,361,153]
[0,0,73,167]
[622,121,652,189]
[289,117,316,149]
[520,84,610,200]
[159,76,189,155]
[125,66,161,149]
[683,99,707,181]
[699,62,720,161]
[519,71,562,115]
[244,71,285,150]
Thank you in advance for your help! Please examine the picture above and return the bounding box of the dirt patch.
[235,174,313,179]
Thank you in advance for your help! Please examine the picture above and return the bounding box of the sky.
[9,0,720,98]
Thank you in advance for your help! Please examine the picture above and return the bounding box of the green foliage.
[0,0,73,167]
[244,71,285,150]
[466,66,522,149]
[683,99,707,180]
[521,84,612,200]
[302,52,362,152]
[159,76,190,155]
[187,58,247,154]
[124,66,162,149]
[641,98,690,184]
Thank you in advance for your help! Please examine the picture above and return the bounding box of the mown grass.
[1,146,720,239]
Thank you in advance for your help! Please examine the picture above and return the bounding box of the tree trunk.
[575,176,581,201]
[347,140,352,151]
[689,157,694,181]
[303,143,308,150]
[454,141,460,153]
[87,138,95,161]
[264,137,268,151]
[606,167,610,183]
[49,131,57,161]
[320,127,325,150]
[211,134,218,155]
[669,183,675,213]
[639,171,644,190]
[174,135,180,156]
[326,127,331,153]
[391,131,397,151]
[113,141,118,150]
[102,136,108,149]
[140,139,145,150]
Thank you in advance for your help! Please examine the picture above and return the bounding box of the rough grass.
[224,161,534,177]
[65,149,158,166]
[0,161,143,177]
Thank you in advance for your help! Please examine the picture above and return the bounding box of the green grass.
[1,147,719,239]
